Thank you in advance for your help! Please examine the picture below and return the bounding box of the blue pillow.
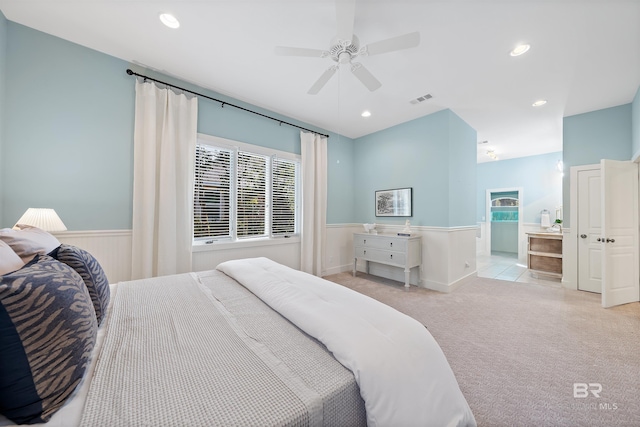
[49,244,110,325]
[0,255,97,424]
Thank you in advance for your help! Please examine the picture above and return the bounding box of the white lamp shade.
[14,208,67,232]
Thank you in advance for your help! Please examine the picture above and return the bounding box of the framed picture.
[375,188,412,217]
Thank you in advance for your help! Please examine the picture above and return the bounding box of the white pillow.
[0,241,24,275]
[0,225,61,263]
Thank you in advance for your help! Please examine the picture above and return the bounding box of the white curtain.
[300,131,327,276]
[131,80,198,279]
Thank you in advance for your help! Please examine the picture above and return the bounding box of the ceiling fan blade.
[274,46,328,58]
[350,63,381,92]
[364,31,420,56]
[308,66,338,95]
[335,0,356,44]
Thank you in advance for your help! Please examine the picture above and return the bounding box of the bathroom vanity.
[527,232,563,278]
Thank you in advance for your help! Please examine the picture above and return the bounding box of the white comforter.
[217,257,476,427]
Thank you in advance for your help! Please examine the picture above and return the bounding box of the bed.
[0,229,476,427]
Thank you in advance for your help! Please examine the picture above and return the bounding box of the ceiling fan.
[274,0,420,95]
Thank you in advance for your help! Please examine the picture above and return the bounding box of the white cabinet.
[353,233,422,287]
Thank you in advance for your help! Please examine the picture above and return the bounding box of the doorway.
[484,187,524,263]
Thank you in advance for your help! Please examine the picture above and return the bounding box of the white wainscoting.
[326,224,478,292]
[324,224,366,276]
[476,222,486,255]
[54,230,301,284]
[57,226,480,293]
[192,238,301,273]
[55,230,133,284]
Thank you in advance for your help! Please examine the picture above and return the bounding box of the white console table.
[353,233,422,287]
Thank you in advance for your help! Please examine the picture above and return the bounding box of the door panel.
[601,159,639,308]
[577,169,602,293]
[587,248,602,282]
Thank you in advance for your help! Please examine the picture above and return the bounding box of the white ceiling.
[1,0,639,163]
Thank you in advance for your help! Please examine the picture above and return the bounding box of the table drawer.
[355,247,406,266]
[354,235,407,251]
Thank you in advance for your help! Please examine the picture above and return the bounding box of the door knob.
[580,234,587,238]
[597,238,602,242]
[606,238,615,243]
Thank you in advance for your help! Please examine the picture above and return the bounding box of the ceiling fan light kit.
[275,0,420,95]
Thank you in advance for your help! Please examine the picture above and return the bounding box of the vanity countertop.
[527,231,563,239]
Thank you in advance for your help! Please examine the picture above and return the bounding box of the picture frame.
[375,188,412,217]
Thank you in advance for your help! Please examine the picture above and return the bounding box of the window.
[271,157,298,235]
[193,135,300,243]
[236,152,267,238]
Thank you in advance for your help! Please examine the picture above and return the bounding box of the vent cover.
[410,93,433,104]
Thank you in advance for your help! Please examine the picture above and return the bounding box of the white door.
[601,159,639,308]
[577,168,602,293]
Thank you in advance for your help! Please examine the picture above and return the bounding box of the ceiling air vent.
[410,93,433,105]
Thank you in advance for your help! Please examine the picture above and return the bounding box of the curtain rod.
[126,69,329,139]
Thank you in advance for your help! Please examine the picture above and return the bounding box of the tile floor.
[476,251,562,287]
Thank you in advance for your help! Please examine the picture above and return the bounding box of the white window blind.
[271,157,298,236]
[194,145,232,240]
[236,151,267,238]
[193,138,300,243]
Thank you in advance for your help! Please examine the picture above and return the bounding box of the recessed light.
[510,44,530,57]
[159,13,180,29]
[361,110,371,118]
[532,99,547,107]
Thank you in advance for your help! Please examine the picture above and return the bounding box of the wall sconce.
[14,208,67,232]
[486,150,498,160]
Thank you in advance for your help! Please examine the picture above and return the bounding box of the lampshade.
[14,208,67,232]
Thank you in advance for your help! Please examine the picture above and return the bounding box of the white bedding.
[217,257,477,427]
[2,258,475,426]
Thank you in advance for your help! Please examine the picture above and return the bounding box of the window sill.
[192,236,301,252]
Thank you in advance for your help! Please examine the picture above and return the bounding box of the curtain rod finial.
[126,69,134,75]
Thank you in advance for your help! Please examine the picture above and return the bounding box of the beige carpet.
[324,272,640,427]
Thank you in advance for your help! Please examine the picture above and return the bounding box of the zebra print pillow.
[0,254,97,424]
[50,244,110,325]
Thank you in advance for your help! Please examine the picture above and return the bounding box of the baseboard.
[323,263,352,276]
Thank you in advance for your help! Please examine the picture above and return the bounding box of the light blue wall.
[632,87,640,159]
[447,111,477,227]
[4,22,134,230]
[353,109,476,227]
[326,135,355,223]
[1,22,354,229]
[477,152,563,225]
[0,11,7,227]
[562,103,632,226]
